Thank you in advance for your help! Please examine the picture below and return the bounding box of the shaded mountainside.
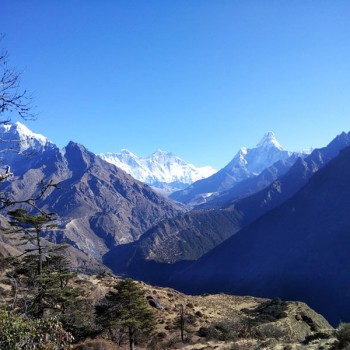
[103,209,244,282]
[103,131,350,286]
[1,141,182,260]
[169,145,350,326]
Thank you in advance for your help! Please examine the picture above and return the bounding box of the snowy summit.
[99,149,216,194]
[226,131,291,177]
[256,131,283,150]
[0,122,50,151]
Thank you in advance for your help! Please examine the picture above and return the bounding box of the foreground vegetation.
[1,260,348,349]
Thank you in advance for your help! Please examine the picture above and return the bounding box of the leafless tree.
[0,35,34,123]
[0,36,58,207]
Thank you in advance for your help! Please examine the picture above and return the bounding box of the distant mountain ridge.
[170,132,303,206]
[99,149,216,194]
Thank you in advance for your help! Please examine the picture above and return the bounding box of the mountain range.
[2,122,350,326]
[170,132,304,206]
[103,131,350,288]
[99,149,216,194]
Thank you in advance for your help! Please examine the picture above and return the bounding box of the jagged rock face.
[1,140,182,259]
[170,145,350,326]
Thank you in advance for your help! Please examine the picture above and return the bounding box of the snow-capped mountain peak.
[119,148,137,156]
[150,149,175,161]
[256,131,283,150]
[170,131,302,206]
[226,132,291,176]
[99,149,216,194]
[0,122,52,154]
[2,122,49,145]
[0,122,57,175]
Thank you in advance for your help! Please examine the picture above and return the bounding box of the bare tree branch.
[0,43,35,121]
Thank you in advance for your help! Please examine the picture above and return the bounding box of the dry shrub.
[255,322,289,340]
[332,323,350,350]
[198,313,252,341]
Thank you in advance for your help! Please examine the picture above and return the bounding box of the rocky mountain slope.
[0,213,106,273]
[99,149,216,194]
[170,144,350,326]
[170,132,300,207]
[0,123,182,260]
[103,208,244,282]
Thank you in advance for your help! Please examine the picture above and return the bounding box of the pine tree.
[7,209,56,280]
[4,209,86,323]
[98,278,156,350]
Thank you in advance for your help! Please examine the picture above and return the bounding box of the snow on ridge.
[16,122,47,142]
[224,132,294,181]
[99,149,216,188]
[256,131,283,150]
[0,122,52,151]
[8,122,49,144]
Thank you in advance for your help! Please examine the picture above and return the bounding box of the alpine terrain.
[99,149,216,194]
[0,122,182,260]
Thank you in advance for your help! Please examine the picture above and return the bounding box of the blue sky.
[2,1,350,169]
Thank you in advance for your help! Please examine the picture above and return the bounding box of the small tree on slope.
[97,278,156,350]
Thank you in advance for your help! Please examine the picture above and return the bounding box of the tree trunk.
[129,327,135,350]
[36,228,44,316]
[179,304,185,342]
[36,229,43,281]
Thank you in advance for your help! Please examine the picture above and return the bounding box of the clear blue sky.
[2,1,350,169]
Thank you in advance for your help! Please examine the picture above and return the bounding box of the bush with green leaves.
[0,309,73,349]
